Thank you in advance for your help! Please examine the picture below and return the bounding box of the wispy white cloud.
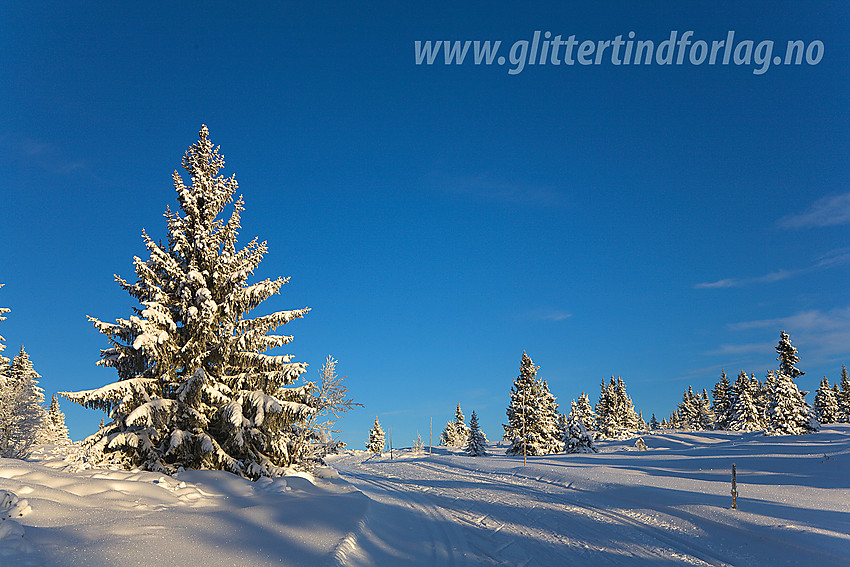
[712,307,850,367]
[706,341,777,356]
[526,309,573,322]
[0,131,90,178]
[694,248,850,289]
[777,193,850,229]
[437,174,567,207]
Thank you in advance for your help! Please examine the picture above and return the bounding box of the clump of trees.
[0,286,70,458]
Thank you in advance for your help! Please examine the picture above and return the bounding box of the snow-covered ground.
[2,427,849,566]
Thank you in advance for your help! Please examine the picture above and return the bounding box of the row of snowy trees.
[51,127,356,478]
[664,331,823,435]
[0,285,70,457]
[366,405,490,457]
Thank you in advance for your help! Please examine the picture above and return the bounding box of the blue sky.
[1,2,848,448]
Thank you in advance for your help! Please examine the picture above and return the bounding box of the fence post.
[731,463,738,510]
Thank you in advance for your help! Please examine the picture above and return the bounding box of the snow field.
[1,427,848,566]
[328,426,850,566]
[0,445,368,566]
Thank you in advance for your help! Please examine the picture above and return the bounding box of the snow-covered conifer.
[503,352,560,456]
[62,126,315,478]
[728,371,763,431]
[46,394,71,445]
[573,392,597,432]
[1,347,48,457]
[698,389,715,430]
[766,371,817,435]
[814,377,839,424]
[776,331,805,379]
[649,413,659,430]
[596,377,640,438]
[440,403,470,447]
[712,370,732,430]
[465,411,487,456]
[366,416,385,454]
[838,364,850,423]
[413,432,424,453]
[564,410,598,454]
[678,386,700,430]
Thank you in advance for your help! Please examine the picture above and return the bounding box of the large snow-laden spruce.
[503,352,561,456]
[564,400,598,453]
[366,416,385,454]
[767,371,818,435]
[62,126,314,478]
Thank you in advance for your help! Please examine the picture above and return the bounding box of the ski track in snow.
[328,427,850,566]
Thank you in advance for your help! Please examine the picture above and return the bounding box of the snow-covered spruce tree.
[649,414,659,430]
[597,376,641,438]
[678,387,700,430]
[366,416,385,454]
[698,389,715,430]
[46,394,71,445]
[573,392,597,432]
[1,347,48,458]
[838,364,850,423]
[413,432,424,453]
[776,330,805,379]
[503,352,560,456]
[441,403,470,447]
[62,126,315,478]
[766,373,817,436]
[0,286,12,454]
[465,411,487,456]
[712,370,733,430]
[814,377,839,425]
[728,371,762,431]
[564,409,598,453]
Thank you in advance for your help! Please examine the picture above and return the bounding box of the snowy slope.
[0,445,367,566]
[2,428,849,566]
[327,426,850,566]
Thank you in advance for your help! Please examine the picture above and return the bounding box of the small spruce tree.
[46,394,71,445]
[366,416,385,454]
[465,411,487,456]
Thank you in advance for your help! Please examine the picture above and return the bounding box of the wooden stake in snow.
[731,463,738,510]
[390,425,393,460]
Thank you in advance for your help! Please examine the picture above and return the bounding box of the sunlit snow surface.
[3,427,850,566]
